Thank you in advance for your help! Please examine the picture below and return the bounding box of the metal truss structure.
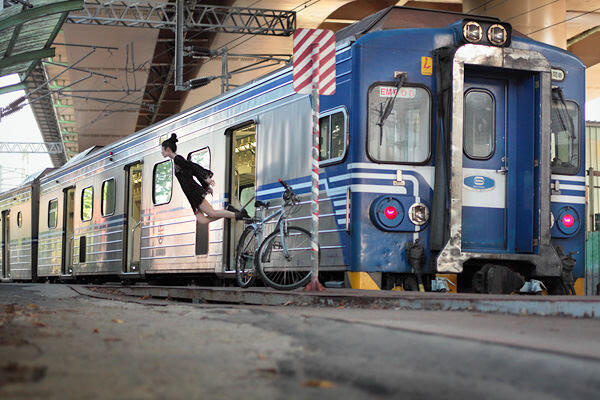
[23,62,68,165]
[0,141,64,154]
[66,0,296,36]
[186,47,292,93]
[36,1,297,147]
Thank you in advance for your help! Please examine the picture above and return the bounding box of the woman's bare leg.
[198,199,236,220]
[195,213,219,224]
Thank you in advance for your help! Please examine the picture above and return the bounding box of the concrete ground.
[1,283,600,400]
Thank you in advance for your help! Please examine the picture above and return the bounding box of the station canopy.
[0,0,82,93]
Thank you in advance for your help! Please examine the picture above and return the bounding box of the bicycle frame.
[247,197,295,259]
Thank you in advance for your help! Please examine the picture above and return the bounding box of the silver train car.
[21,67,344,283]
[0,169,50,281]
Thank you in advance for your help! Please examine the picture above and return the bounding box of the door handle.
[345,187,351,232]
[496,166,508,175]
[552,180,561,194]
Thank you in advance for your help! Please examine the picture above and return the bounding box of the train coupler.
[406,239,425,292]
[554,245,577,295]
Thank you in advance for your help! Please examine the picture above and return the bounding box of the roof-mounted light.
[488,24,508,46]
[463,21,483,43]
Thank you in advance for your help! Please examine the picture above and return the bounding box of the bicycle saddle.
[255,200,270,209]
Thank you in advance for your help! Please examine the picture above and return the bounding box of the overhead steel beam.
[23,62,68,166]
[0,142,64,154]
[66,1,296,35]
[0,82,27,95]
[175,0,184,90]
[0,48,55,69]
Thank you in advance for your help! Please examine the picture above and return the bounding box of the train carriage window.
[188,147,211,170]
[368,85,431,163]
[319,110,347,164]
[81,187,93,221]
[17,212,22,228]
[101,178,116,216]
[48,199,58,228]
[551,95,580,175]
[464,90,495,159]
[153,160,173,205]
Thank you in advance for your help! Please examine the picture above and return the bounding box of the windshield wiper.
[377,72,407,145]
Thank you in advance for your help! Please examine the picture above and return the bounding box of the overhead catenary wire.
[504,0,559,22]
[527,6,600,35]
[464,0,498,14]
[49,0,321,130]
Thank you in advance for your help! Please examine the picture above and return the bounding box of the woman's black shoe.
[235,209,250,221]
[226,204,240,213]
[227,205,249,220]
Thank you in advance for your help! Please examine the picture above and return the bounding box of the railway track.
[74,284,600,319]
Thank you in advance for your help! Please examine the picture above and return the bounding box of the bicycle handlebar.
[278,178,291,190]
[278,178,299,204]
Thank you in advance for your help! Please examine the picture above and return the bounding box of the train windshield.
[368,85,430,163]
[550,92,580,175]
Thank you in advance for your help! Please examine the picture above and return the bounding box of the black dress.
[173,155,214,213]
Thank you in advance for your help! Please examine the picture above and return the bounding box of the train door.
[226,123,257,268]
[124,162,143,273]
[61,187,75,275]
[462,73,536,254]
[461,77,508,251]
[1,211,9,279]
[188,147,211,256]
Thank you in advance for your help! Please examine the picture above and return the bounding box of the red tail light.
[384,206,397,220]
[562,214,575,228]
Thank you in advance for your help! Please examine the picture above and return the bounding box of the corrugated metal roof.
[0,0,83,167]
[0,0,83,80]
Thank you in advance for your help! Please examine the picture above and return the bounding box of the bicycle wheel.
[257,226,314,290]
[235,226,258,288]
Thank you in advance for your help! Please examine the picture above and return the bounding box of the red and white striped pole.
[292,28,334,291]
[306,43,325,291]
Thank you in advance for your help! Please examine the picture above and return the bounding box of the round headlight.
[488,24,508,46]
[463,21,483,43]
[408,203,429,226]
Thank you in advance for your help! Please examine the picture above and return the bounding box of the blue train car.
[324,7,586,293]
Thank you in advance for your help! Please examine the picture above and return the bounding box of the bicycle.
[235,179,316,290]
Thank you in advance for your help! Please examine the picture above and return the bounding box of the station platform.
[73,284,600,319]
[2,283,600,399]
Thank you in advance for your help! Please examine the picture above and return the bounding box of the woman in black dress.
[161,134,248,223]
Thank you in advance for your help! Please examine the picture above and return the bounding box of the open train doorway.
[226,123,257,269]
[124,162,143,274]
[61,187,75,275]
[1,211,9,279]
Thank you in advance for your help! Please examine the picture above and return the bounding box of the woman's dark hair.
[162,133,178,152]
